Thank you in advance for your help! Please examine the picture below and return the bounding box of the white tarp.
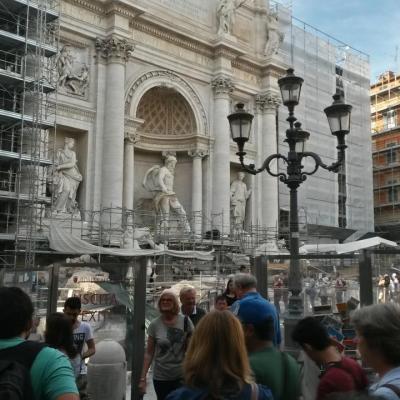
[299,236,398,255]
[48,223,214,261]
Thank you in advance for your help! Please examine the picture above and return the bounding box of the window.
[388,187,398,203]
[387,149,397,164]
[384,110,396,129]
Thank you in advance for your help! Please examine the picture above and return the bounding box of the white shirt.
[71,320,93,376]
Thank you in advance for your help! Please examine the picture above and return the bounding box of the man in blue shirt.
[0,287,79,400]
[232,273,281,347]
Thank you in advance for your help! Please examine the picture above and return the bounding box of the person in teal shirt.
[0,287,79,400]
[237,293,301,400]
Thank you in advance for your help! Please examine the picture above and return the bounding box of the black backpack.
[0,341,45,400]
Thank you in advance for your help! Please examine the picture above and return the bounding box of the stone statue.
[53,137,82,213]
[217,0,247,36]
[230,171,251,231]
[143,155,191,233]
[57,46,89,96]
[264,11,284,58]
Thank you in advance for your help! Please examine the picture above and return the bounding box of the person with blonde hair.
[139,289,194,400]
[166,311,272,400]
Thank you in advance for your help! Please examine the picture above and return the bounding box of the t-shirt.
[317,357,368,400]
[166,383,273,400]
[72,320,93,376]
[249,347,300,400]
[0,337,78,400]
[148,315,194,381]
[369,366,400,400]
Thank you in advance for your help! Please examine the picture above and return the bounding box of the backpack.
[0,341,45,400]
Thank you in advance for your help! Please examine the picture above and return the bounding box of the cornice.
[55,102,96,122]
[63,0,145,20]
[131,19,213,58]
[135,133,212,152]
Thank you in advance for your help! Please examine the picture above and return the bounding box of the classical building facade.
[53,0,373,241]
[0,0,374,266]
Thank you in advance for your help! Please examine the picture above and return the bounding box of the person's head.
[180,286,197,312]
[184,311,253,395]
[291,317,332,364]
[237,172,245,181]
[233,273,257,299]
[235,293,276,350]
[226,278,235,295]
[63,296,81,325]
[158,290,180,315]
[352,303,400,371]
[215,295,228,311]
[45,312,77,359]
[0,287,34,339]
[239,265,249,273]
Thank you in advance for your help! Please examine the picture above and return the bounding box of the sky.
[287,0,400,82]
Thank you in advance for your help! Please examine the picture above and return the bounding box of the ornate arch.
[125,70,209,136]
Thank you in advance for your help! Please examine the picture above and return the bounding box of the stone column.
[95,36,133,211]
[188,149,208,236]
[123,132,139,211]
[256,91,280,232]
[211,76,234,235]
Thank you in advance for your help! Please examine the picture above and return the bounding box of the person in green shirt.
[237,297,301,400]
[0,286,79,400]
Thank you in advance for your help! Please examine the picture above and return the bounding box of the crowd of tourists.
[0,288,94,400]
[2,271,400,400]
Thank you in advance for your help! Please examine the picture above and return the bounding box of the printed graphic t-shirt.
[72,320,93,376]
[148,315,194,381]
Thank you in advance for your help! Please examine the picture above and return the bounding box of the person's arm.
[139,336,156,394]
[158,168,169,193]
[82,338,95,359]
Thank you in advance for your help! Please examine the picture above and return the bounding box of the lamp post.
[228,68,352,350]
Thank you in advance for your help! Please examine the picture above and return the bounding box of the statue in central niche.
[143,155,191,233]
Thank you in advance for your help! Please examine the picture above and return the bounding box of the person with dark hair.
[0,287,78,400]
[237,296,300,400]
[292,316,368,400]
[45,313,79,376]
[64,296,95,399]
[231,273,281,347]
[214,295,228,311]
[223,278,237,307]
[352,303,400,399]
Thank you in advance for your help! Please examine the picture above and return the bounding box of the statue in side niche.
[52,137,82,214]
[230,171,251,231]
[217,0,247,36]
[264,11,284,58]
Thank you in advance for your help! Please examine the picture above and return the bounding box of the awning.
[299,236,398,255]
[48,222,214,261]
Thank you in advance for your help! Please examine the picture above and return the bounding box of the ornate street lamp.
[228,68,352,349]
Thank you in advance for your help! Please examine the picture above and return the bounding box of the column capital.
[211,75,235,95]
[95,36,134,63]
[188,149,209,159]
[255,91,280,112]
[124,132,140,144]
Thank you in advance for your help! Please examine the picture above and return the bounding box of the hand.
[138,379,147,394]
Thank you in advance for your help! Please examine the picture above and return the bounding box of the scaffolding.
[0,0,59,269]
[371,71,400,238]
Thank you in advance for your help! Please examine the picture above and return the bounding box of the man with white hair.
[232,273,281,347]
[179,286,206,327]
